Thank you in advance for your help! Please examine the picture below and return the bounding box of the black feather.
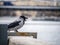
[8,21,21,28]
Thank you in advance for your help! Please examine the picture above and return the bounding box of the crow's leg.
[15,29,18,32]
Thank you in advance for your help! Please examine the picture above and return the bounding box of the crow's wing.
[8,21,21,28]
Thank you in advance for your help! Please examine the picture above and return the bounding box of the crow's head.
[20,15,28,21]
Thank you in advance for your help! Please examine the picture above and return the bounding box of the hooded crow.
[8,15,27,32]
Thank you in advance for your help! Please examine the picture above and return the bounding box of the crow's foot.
[15,30,18,32]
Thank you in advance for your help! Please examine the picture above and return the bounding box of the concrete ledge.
[0,24,8,45]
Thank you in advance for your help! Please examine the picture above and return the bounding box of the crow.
[8,15,27,32]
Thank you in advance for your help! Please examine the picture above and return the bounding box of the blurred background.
[0,0,60,18]
[0,0,60,45]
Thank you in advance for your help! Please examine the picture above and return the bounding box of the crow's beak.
[25,17,28,19]
[20,16,28,19]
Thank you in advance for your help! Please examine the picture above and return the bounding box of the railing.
[0,6,60,10]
